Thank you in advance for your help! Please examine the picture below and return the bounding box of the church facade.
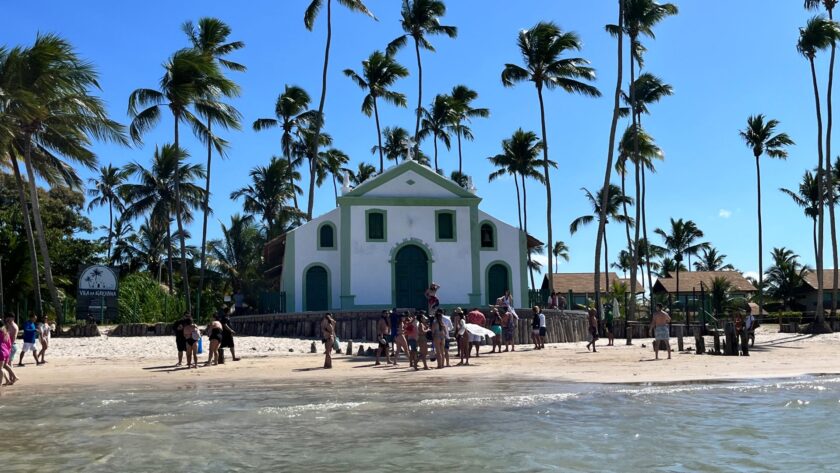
[279,160,531,312]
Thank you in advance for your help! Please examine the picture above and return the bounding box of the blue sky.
[5,0,836,281]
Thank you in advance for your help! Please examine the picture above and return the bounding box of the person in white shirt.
[37,317,52,364]
[744,309,757,349]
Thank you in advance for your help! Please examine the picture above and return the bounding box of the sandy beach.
[3,326,838,393]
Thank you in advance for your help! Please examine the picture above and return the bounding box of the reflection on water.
[1,376,839,472]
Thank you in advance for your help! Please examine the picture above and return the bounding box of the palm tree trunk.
[513,172,523,231]
[287,152,299,210]
[620,172,632,256]
[813,217,819,267]
[166,223,175,293]
[108,201,114,261]
[198,120,213,319]
[627,37,640,329]
[23,137,62,318]
[809,57,827,329]
[641,149,654,306]
[9,152,43,316]
[308,0,332,221]
[173,117,192,314]
[595,0,624,330]
[457,128,463,174]
[522,174,536,291]
[433,136,439,172]
[755,155,764,319]
[332,175,339,206]
[373,96,384,173]
[826,7,838,318]
[413,36,423,159]
[536,85,554,299]
[603,229,610,291]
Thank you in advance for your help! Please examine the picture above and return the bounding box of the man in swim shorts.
[466,308,486,360]
[18,313,40,367]
[649,304,672,360]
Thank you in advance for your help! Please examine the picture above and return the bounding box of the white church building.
[270,160,534,312]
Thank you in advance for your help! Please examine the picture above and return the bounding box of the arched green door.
[394,245,429,309]
[487,263,509,305]
[305,266,329,311]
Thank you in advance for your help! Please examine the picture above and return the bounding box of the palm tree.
[343,51,409,172]
[765,246,811,310]
[447,85,489,174]
[348,162,377,186]
[487,129,553,290]
[183,17,245,316]
[570,184,634,290]
[122,144,206,292]
[230,157,303,238]
[387,0,457,157]
[315,148,350,205]
[739,114,794,317]
[304,0,375,220]
[502,21,600,299]
[552,241,570,273]
[449,170,470,189]
[208,214,264,293]
[86,164,128,260]
[693,247,735,272]
[654,218,709,313]
[657,257,686,278]
[419,94,453,172]
[128,47,232,313]
[781,170,822,263]
[798,15,840,329]
[371,126,412,164]
[3,34,128,318]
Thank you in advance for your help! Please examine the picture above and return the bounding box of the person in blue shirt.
[17,313,40,367]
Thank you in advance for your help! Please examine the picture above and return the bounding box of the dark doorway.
[394,245,429,309]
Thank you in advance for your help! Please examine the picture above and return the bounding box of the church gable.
[343,160,475,200]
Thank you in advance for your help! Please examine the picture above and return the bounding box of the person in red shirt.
[466,309,486,360]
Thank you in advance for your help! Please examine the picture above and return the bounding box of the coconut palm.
[780,170,822,263]
[315,148,350,205]
[447,85,489,174]
[693,247,736,272]
[371,126,412,164]
[348,162,377,186]
[449,170,470,189]
[419,94,454,172]
[304,0,376,220]
[654,218,709,312]
[86,164,128,260]
[739,114,794,317]
[570,184,634,290]
[208,214,264,293]
[122,144,206,292]
[487,129,553,290]
[502,21,600,298]
[656,257,686,279]
[3,34,128,318]
[553,241,570,273]
[387,0,457,157]
[765,247,812,310]
[343,51,409,172]
[230,157,303,238]
[798,15,840,328]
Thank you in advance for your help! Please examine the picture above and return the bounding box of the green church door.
[305,266,329,311]
[394,245,429,309]
[487,263,509,305]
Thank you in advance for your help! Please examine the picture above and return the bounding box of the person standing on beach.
[455,309,468,365]
[393,312,410,367]
[173,315,187,366]
[466,308,486,360]
[745,308,757,348]
[432,311,447,369]
[37,316,52,364]
[376,311,392,366]
[0,325,14,386]
[452,308,464,359]
[389,308,400,361]
[321,313,336,369]
[531,306,546,350]
[425,283,441,313]
[416,312,430,371]
[502,311,516,352]
[404,312,419,369]
[17,313,39,367]
[650,304,672,360]
[586,308,599,353]
[5,313,19,374]
[604,303,615,346]
[220,309,240,362]
[488,308,503,353]
[205,318,223,366]
[500,290,517,321]
[182,317,200,369]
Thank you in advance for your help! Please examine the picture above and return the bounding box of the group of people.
[0,312,54,388]
[172,310,239,369]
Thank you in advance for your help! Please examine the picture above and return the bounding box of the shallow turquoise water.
[1,375,838,472]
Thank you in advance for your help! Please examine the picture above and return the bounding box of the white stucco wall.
[289,208,341,311]
[478,211,526,307]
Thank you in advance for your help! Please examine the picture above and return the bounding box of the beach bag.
[198,337,203,355]
[333,336,340,352]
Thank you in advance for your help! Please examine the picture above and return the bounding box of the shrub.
[118,273,185,324]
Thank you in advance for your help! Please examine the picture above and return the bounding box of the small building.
[652,271,756,306]
[797,270,839,311]
[265,160,534,312]
[540,272,643,308]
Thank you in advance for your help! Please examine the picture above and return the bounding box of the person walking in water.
[650,304,672,360]
[321,313,336,369]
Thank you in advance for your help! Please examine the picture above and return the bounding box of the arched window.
[480,222,496,250]
[318,222,336,250]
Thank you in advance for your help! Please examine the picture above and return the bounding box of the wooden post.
[677,335,684,352]
[713,331,721,355]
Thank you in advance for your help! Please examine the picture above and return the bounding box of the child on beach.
[18,313,40,367]
[37,317,52,364]
[182,317,200,369]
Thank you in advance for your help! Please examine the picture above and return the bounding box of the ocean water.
[1,375,839,472]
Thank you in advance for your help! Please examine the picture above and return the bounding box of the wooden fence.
[230,309,591,345]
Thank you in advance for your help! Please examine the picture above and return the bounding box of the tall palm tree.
[208,214,264,293]
[553,241,570,273]
[693,247,735,272]
[387,0,457,157]
[128,47,231,313]
[656,256,686,279]
[781,170,822,263]
[570,184,634,290]
[447,85,489,174]
[315,148,350,205]
[230,157,303,238]
[487,129,553,290]
[122,144,206,292]
[183,17,245,317]
[343,51,408,172]
[502,22,600,297]
[371,126,412,164]
[86,164,128,260]
[253,85,313,210]
[304,0,376,220]
[765,246,811,310]
[739,114,794,317]
[419,94,454,172]
[798,16,840,328]
[654,218,709,312]
[3,34,127,318]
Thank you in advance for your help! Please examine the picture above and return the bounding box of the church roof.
[341,160,479,200]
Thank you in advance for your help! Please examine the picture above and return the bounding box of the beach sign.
[76,265,120,322]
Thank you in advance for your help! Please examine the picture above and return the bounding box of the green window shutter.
[437,212,454,240]
[319,224,334,248]
[368,212,384,240]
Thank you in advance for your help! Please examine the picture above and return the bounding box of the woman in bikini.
[182,317,200,369]
[488,308,503,353]
[393,312,411,367]
[432,311,447,369]
[416,313,430,371]
[205,319,223,366]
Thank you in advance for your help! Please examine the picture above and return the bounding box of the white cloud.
[719,209,732,219]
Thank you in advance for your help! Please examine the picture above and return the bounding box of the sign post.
[76,265,119,323]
